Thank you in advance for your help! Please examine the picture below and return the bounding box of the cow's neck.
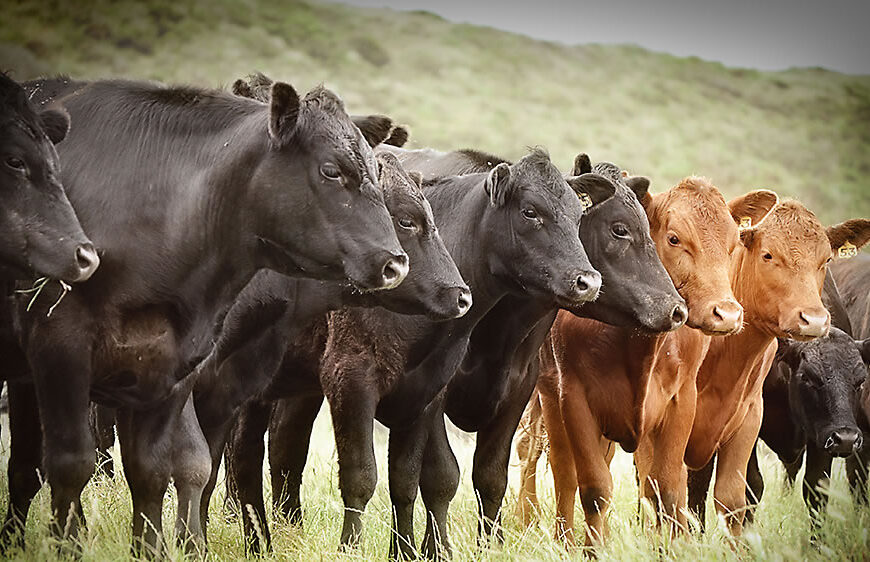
[425,176,509,314]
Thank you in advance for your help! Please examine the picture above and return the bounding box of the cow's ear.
[39,108,70,145]
[827,219,870,255]
[232,78,254,99]
[407,170,423,190]
[625,176,651,202]
[384,125,409,147]
[778,339,802,370]
[484,162,512,206]
[269,82,300,145]
[572,153,592,176]
[858,338,870,365]
[567,173,616,210]
[728,190,778,228]
[353,114,393,148]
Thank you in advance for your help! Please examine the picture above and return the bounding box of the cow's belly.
[91,307,182,408]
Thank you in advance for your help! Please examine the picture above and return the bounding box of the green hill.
[2,0,868,224]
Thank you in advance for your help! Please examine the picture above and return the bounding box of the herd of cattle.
[0,67,869,559]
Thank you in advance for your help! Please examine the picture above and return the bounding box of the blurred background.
[1,0,867,224]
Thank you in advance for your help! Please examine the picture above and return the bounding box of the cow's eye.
[611,223,629,238]
[522,208,538,220]
[5,157,25,171]
[320,163,341,181]
[762,252,773,262]
[398,218,415,230]
[668,234,680,246]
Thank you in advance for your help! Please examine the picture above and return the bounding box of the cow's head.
[645,182,774,335]
[247,81,407,292]
[733,201,870,340]
[779,328,868,456]
[483,149,607,308]
[567,157,687,332]
[0,72,99,283]
[371,152,471,319]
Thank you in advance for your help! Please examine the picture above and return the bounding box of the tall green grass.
[1,406,868,561]
[1,0,868,224]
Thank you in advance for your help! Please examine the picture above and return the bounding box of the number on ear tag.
[839,241,858,259]
[578,192,592,210]
[739,217,752,229]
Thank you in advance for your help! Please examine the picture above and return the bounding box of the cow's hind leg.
[743,443,764,525]
[515,393,545,528]
[687,456,715,531]
[228,400,273,554]
[91,405,116,478]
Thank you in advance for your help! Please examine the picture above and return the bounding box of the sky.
[337,0,870,75]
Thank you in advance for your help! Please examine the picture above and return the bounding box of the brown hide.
[522,179,766,546]
[685,205,870,536]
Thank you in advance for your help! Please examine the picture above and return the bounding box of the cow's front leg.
[419,403,458,560]
[713,398,763,536]
[29,321,95,549]
[171,395,211,556]
[268,394,324,524]
[388,413,431,560]
[0,381,43,549]
[329,384,378,549]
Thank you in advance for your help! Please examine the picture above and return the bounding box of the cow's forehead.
[756,202,829,259]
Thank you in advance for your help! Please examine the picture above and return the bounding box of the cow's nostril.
[713,306,724,321]
[575,276,588,292]
[73,244,100,281]
[457,290,472,316]
[671,303,687,326]
[381,253,409,288]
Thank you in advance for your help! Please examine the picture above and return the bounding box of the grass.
[0,1,869,559]
[1,407,869,561]
[0,0,868,225]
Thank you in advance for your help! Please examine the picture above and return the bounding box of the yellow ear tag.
[578,192,593,211]
[739,217,752,229]
[839,241,858,259]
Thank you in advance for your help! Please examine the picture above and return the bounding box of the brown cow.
[516,179,776,547]
[685,208,870,535]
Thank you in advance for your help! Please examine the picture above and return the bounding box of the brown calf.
[517,179,776,546]
[685,206,870,535]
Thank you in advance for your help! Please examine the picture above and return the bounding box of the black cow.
[226,148,612,557]
[187,148,471,545]
[254,152,684,558]
[0,72,98,282]
[748,328,870,519]
[0,76,406,554]
[831,253,870,502]
[394,153,685,552]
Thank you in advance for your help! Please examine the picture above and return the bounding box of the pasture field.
[1,0,869,561]
[1,407,869,561]
[1,0,868,226]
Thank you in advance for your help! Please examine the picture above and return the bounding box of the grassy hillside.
[1,0,868,224]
